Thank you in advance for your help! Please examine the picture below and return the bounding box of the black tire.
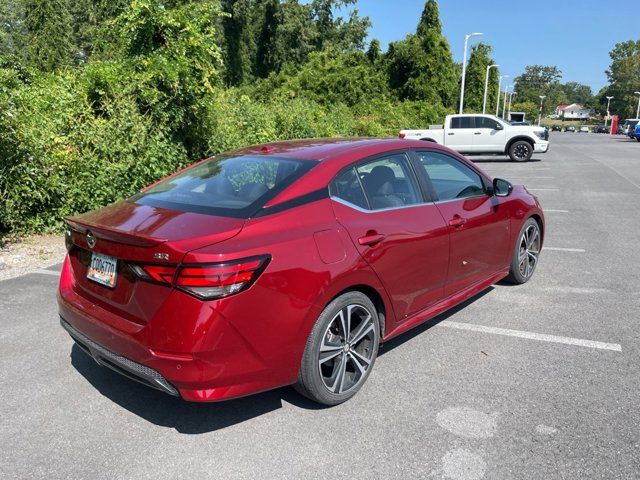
[295,291,380,406]
[505,218,541,284]
[508,140,534,162]
[636,137,640,142]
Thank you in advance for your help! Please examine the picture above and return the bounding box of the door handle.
[448,216,467,228]
[474,132,482,135]
[447,132,455,136]
[358,233,386,246]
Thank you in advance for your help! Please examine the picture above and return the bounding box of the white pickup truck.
[399,114,550,162]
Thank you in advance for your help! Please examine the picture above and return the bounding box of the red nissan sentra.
[58,138,544,405]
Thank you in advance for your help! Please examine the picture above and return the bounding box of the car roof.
[245,138,488,207]
[227,138,431,162]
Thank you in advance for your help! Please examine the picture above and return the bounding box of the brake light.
[130,256,270,300]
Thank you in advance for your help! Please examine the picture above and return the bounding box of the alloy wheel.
[318,304,376,394]
[514,143,530,160]
[518,223,540,279]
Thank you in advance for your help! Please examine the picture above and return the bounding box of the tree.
[603,40,640,118]
[367,39,381,64]
[23,0,74,71]
[562,82,593,106]
[255,0,280,77]
[387,0,457,108]
[464,43,498,113]
[514,65,566,114]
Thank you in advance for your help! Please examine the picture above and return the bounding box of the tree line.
[0,0,638,236]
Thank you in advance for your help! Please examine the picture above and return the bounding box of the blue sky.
[350,0,638,93]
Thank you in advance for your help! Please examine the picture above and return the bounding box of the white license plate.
[87,253,118,288]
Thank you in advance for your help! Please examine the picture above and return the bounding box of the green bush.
[0,70,187,235]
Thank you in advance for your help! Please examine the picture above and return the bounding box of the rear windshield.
[130,155,315,217]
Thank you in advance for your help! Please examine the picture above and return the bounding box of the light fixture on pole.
[459,32,483,114]
[496,75,509,116]
[502,85,512,118]
[635,92,640,119]
[482,64,499,114]
[537,95,546,126]
[605,95,614,128]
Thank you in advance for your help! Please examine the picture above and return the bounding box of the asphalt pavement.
[1,133,639,480]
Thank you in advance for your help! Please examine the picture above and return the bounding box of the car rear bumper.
[57,255,304,402]
[60,317,179,396]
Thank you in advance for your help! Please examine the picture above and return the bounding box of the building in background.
[555,103,592,120]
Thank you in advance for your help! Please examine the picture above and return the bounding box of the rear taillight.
[130,256,270,300]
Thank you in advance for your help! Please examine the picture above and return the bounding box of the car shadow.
[69,286,496,433]
[379,286,494,355]
[70,345,324,434]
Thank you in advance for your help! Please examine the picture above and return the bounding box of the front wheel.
[295,291,380,406]
[508,140,533,162]
[505,218,541,284]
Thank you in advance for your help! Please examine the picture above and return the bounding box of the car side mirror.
[494,123,504,131]
[493,178,513,197]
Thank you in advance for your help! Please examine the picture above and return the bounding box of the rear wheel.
[508,140,533,162]
[505,218,541,284]
[295,291,380,406]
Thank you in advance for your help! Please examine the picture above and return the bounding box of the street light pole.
[482,64,499,114]
[635,92,640,119]
[502,85,512,118]
[459,32,483,114]
[507,92,516,119]
[537,95,546,126]
[496,75,509,116]
[605,95,614,128]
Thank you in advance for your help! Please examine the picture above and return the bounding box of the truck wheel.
[509,140,533,162]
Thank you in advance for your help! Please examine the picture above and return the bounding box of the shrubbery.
[0,0,457,237]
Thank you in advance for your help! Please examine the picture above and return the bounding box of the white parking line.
[437,320,621,352]
[544,209,569,213]
[34,269,61,277]
[544,247,586,253]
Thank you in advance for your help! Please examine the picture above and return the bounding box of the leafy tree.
[0,0,27,62]
[514,65,566,114]
[562,81,593,106]
[23,0,74,71]
[603,40,640,118]
[367,38,381,63]
[464,43,498,113]
[387,0,457,107]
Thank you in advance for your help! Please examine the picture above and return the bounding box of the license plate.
[87,253,118,288]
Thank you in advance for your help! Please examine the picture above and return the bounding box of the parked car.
[578,126,590,133]
[399,114,550,162]
[58,139,545,406]
[621,119,639,136]
[593,124,609,134]
[632,124,640,142]
[551,125,562,132]
[565,125,576,132]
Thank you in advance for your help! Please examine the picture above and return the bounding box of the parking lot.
[1,133,639,480]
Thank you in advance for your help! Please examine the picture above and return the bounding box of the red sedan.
[58,139,544,405]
